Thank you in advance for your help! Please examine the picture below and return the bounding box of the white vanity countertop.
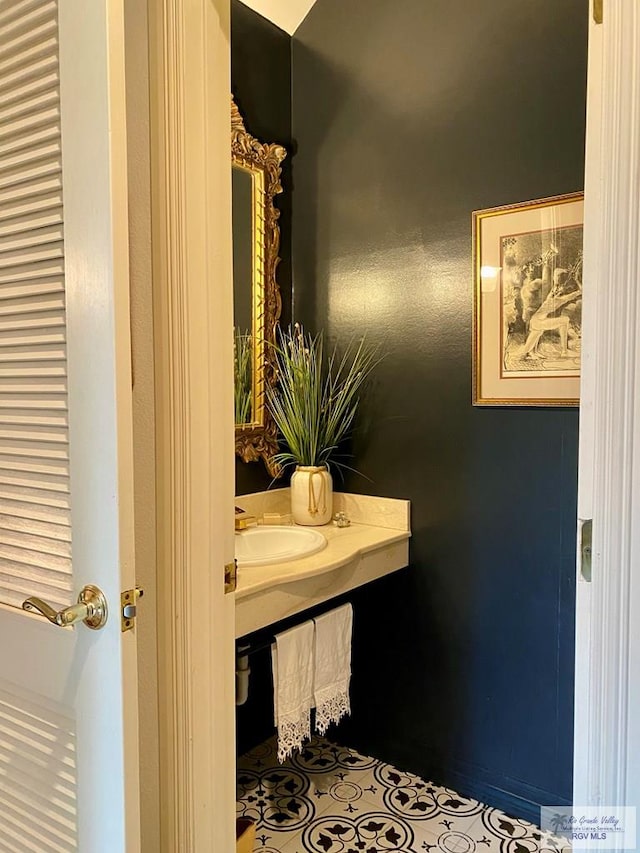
[235,520,410,599]
[233,490,411,637]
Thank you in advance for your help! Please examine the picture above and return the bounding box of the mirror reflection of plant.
[234,327,252,424]
[266,324,381,475]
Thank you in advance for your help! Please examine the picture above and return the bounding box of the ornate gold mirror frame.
[232,96,286,477]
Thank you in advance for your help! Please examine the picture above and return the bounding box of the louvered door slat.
[0,262,64,283]
[0,0,49,30]
[0,533,70,563]
[0,557,70,587]
[0,136,59,177]
[0,104,59,143]
[0,541,70,573]
[0,490,69,515]
[0,564,70,595]
[0,190,62,227]
[0,330,65,350]
[0,213,62,243]
[0,122,60,166]
[0,515,70,544]
[0,68,58,112]
[0,125,59,167]
[0,364,66,379]
[0,347,65,366]
[0,156,61,195]
[0,393,66,408]
[0,311,64,339]
[0,174,61,209]
[0,259,64,286]
[0,406,66,424]
[0,49,56,96]
[0,496,71,524]
[0,424,65,447]
[0,313,65,334]
[0,14,57,62]
[0,456,68,479]
[0,89,59,134]
[0,35,59,94]
[0,0,71,612]
[0,437,68,458]
[0,223,63,254]
[0,280,63,302]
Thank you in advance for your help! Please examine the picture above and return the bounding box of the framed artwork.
[473,192,584,406]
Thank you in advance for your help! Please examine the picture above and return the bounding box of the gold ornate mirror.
[232,96,286,477]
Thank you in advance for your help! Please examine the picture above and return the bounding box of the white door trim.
[148,0,236,849]
[575,0,640,814]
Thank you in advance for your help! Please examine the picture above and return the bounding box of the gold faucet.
[235,506,256,531]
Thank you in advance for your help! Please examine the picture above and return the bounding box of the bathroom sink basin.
[235,526,327,567]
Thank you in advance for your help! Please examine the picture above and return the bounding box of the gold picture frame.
[473,192,584,407]
[231,95,286,475]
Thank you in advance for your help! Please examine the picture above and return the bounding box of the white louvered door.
[0,1,140,851]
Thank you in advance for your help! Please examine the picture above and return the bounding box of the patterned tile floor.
[237,736,571,853]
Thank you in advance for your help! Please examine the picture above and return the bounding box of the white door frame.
[148,0,236,849]
[575,0,640,817]
[146,0,640,846]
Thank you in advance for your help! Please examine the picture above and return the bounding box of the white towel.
[313,603,353,735]
[271,620,315,762]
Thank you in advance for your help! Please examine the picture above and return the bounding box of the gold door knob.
[22,584,108,630]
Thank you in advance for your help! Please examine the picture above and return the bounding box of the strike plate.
[121,587,144,632]
[225,560,237,594]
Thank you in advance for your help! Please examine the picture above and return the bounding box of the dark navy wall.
[291,0,586,823]
[232,1,292,495]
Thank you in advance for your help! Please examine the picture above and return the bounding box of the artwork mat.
[473,192,584,406]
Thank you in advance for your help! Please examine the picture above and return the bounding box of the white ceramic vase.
[290,465,333,526]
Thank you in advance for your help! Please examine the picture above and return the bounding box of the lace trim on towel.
[315,688,351,736]
[277,710,311,763]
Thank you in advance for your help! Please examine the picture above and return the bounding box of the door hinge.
[225,560,237,594]
[593,0,602,24]
[121,587,144,632]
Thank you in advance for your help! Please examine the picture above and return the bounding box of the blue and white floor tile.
[237,736,571,853]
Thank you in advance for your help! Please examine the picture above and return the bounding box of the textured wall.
[291,0,587,821]
[232,1,293,495]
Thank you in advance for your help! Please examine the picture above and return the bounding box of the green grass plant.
[266,324,380,475]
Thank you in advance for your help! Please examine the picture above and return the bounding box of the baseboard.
[341,728,572,828]
[440,761,572,827]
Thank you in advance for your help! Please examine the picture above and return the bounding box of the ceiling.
[237,0,318,34]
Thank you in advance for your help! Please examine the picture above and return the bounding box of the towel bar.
[236,597,354,659]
